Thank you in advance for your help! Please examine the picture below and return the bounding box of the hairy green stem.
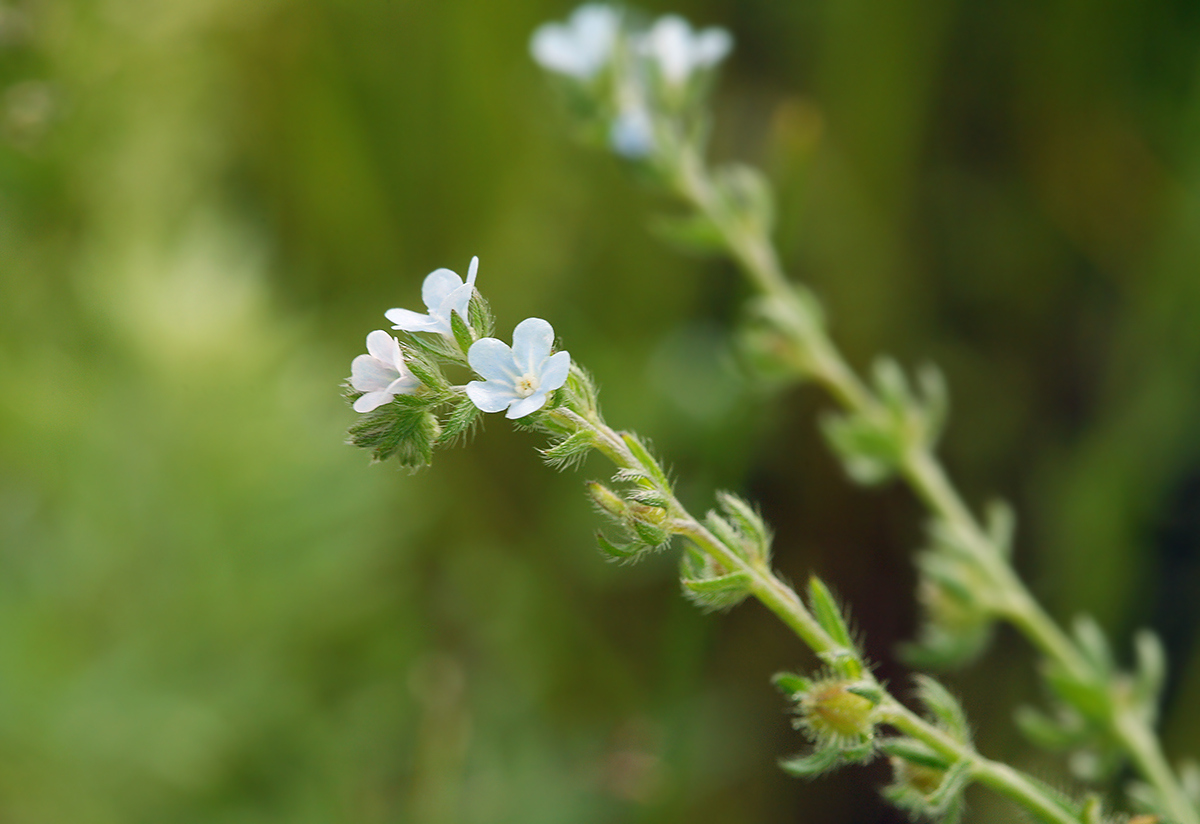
[666,145,1197,824]
[548,405,1088,824]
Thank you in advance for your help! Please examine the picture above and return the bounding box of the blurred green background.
[1,0,1199,821]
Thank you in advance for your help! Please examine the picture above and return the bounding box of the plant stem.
[667,147,1198,824]
[548,406,1088,824]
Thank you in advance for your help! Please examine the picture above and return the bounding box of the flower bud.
[587,482,628,519]
[796,677,877,748]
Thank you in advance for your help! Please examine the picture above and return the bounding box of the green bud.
[795,676,877,749]
[586,482,628,519]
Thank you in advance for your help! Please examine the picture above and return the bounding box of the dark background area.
[1,0,1198,821]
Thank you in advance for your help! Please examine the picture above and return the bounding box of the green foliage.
[680,545,752,610]
[806,576,857,653]
[346,395,441,467]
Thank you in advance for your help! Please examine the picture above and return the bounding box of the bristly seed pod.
[795,676,877,749]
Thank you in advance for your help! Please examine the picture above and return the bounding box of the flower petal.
[467,337,519,383]
[353,390,393,413]
[466,380,521,413]
[539,350,571,393]
[506,392,549,419]
[385,375,420,396]
[511,318,554,375]
[649,15,692,84]
[695,28,732,67]
[365,330,396,362]
[438,281,475,326]
[351,353,397,393]
[530,24,585,76]
[386,307,441,333]
[465,255,479,287]
[421,268,465,311]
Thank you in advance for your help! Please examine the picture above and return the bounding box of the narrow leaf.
[807,576,855,649]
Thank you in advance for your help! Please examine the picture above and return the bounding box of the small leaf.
[925,760,972,813]
[807,576,855,650]
[401,346,449,392]
[1072,615,1113,677]
[540,430,595,469]
[1043,664,1109,724]
[772,671,814,698]
[629,489,671,508]
[879,737,952,771]
[632,519,671,547]
[913,674,970,743]
[984,499,1016,558]
[467,290,494,338]
[347,401,440,467]
[449,309,475,356]
[595,530,646,562]
[681,569,753,610]
[621,434,671,489]
[779,746,841,779]
[1131,629,1166,713]
[715,163,775,233]
[1013,705,1087,750]
[650,212,725,255]
[717,491,772,563]
[435,397,479,446]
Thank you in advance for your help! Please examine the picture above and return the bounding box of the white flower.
[385,256,479,339]
[351,330,421,413]
[641,15,731,88]
[530,4,621,80]
[466,318,571,419]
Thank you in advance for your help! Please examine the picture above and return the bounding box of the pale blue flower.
[466,318,571,419]
[610,102,655,158]
[351,330,421,413]
[530,4,621,80]
[386,256,479,339]
[641,15,731,87]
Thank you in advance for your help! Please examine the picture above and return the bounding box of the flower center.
[514,374,540,398]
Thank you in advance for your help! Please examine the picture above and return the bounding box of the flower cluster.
[529,4,732,160]
[346,257,572,465]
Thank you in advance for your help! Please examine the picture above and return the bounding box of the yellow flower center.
[515,374,540,398]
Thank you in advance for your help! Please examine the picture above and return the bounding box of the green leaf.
[400,346,449,393]
[621,433,671,489]
[346,401,440,467]
[1043,663,1109,724]
[820,411,903,486]
[717,491,771,563]
[807,576,855,650]
[681,568,752,611]
[779,746,841,779]
[772,671,813,698]
[564,364,599,413]
[650,212,725,255]
[632,519,671,547]
[449,308,474,356]
[1071,615,1113,677]
[435,397,479,447]
[467,290,494,338]
[914,674,970,743]
[539,430,595,469]
[1132,629,1166,713]
[1013,705,1087,750]
[704,511,746,558]
[715,163,775,234]
[879,737,952,771]
[595,530,646,562]
[984,500,1015,558]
